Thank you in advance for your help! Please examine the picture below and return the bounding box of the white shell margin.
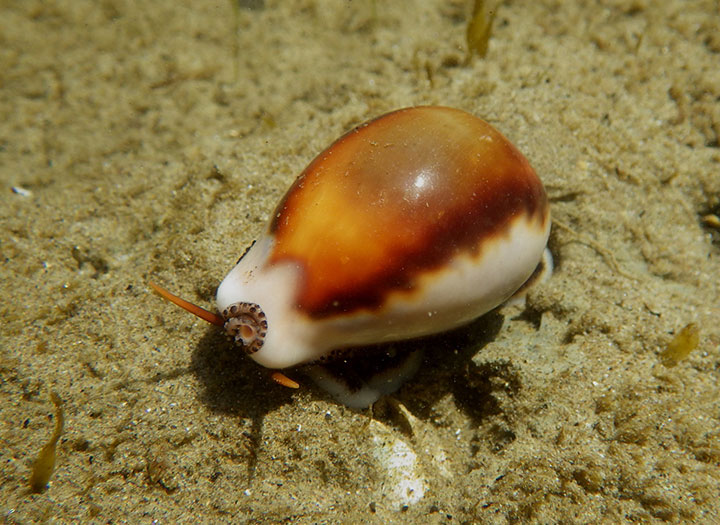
[216,214,550,370]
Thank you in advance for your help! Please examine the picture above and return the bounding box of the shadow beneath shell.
[385,310,523,425]
[189,307,521,430]
[190,328,295,416]
[189,327,298,480]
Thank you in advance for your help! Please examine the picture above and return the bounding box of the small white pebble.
[11,186,32,197]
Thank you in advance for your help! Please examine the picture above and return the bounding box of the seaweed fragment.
[29,392,65,493]
[466,0,497,59]
[660,323,700,368]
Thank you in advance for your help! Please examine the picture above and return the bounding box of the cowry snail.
[151,106,551,407]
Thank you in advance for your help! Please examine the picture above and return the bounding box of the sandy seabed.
[1,1,719,523]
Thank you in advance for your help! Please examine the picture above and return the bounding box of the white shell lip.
[216,211,550,370]
[216,236,315,369]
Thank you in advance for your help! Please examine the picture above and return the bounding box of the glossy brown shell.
[268,106,548,318]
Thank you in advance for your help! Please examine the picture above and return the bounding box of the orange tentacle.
[271,371,300,389]
[149,281,225,327]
